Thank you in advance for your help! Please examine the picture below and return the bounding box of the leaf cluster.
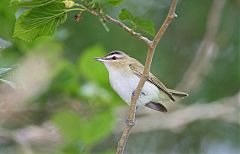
[13,0,67,41]
[12,0,155,41]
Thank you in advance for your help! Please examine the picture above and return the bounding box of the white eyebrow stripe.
[106,54,122,59]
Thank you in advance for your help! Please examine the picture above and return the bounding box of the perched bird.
[95,51,188,112]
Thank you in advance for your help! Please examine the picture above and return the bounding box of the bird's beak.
[94,57,106,62]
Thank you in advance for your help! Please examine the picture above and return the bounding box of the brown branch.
[0,122,62,153]
[86,9,152,45]
[116,0,178,153]
[177,0,226,92]
[115,92,240,133]
[79,1,178,153]
[105,15,152,45]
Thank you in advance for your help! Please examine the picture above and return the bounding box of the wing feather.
[129,61,175,101]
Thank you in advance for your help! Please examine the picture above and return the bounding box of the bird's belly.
[109,71,160,106]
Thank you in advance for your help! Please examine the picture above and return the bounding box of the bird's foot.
[132,91,136,97]
[132,91,146,97]
[125,118,137,126]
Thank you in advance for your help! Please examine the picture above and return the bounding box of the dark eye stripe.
[105,55,118,60]
[106,51,123,57]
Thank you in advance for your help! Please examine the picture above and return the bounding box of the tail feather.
[168,89,188,98]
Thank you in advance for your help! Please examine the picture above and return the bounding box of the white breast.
[105,64,162,107]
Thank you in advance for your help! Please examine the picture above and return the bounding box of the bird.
[95,51,188,112]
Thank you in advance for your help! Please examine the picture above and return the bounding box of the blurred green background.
[0,0,239,154]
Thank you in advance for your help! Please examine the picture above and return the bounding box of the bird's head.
[95,51,134,69]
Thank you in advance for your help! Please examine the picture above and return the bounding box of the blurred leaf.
[62,143,83,154]
[107,0,124,6]
[118,9,134,22]
[79,110,115,144]
[0,38,12,50]
[0,67,14,89]
[118,9,155,36]
[0,68,12,76]
[134,17,155,36]
[101,151,115,154]
[52,110,115,144]
[80,83,112,103]
[79,45,108,84]
[29,40,80,99]
[13,1,67,41]
[0,0,17,39]
[99,18,110,32]
[50,61,79,96]
[52,111,83,142]
[0,79,16,89]
[93,0,123,6]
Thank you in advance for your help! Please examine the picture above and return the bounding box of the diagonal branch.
[115,92,240,133]
[85,9,152,45]
[105,15,152,45]
[116,0,178,153]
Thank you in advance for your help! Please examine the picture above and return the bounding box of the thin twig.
[85,8,152,45]
[177,0,226,92]
[116,0,178,153]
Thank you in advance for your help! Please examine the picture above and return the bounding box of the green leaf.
[13,1,67,41]
[11,0,56,8]
[134,17,156,36]
[0,68,12,76]
[118,9,134,21]
[79,45,108,84]
[118,9,155,36]
[107,0,123,6]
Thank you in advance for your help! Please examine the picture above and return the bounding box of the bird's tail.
[168,89,188,98]
[144,90,188,113]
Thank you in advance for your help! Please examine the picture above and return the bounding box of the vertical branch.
[116,0,179,153]
[177,0,226,92]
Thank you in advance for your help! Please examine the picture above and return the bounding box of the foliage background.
[0,0,239,154]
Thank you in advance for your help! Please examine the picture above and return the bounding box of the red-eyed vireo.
[95,51,188,112]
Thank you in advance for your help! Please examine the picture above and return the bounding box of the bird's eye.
[112,56,117,60]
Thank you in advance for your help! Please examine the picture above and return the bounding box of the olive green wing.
[129,61,175,101]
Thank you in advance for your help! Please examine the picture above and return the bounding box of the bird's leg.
[131,91,136,97]
[126,90,147,126]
